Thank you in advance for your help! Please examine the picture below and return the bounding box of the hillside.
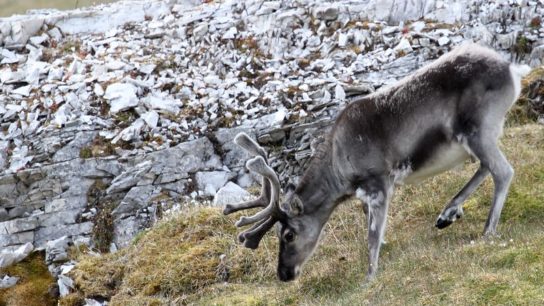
[56,124,544,305]
[1,0,544,305]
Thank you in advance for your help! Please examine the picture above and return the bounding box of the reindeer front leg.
[356,178,393,280]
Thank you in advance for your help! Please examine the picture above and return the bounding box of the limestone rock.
[0,275,19,289]
[213,182,251,207]
[0,242,33,268]
[45,236,71,264]
[195,171,234,196]
[104,83,139,114]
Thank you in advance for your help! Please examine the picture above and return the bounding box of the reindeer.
[223,43,531,281]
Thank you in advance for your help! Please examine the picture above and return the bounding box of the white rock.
[11,85,31,97]
[338,33,348,48]
[0,275,19,289]
[0,242,34,268]
[394,38,413,54]
[139,64,156,75]
[106,60,126,71]
[1,49,20,64]
[48,27,63,41]
[196,171,232,196]
[9,145,33,173]
[104,83,139,114]
[29,34,48,46]
[193,22,209,40]
[94,83,104,96]
[112,118,145,144]
[438,36,450,46]
[335,84,346,101]
[142,93,182,114]
[213,182,251,206]
[141,111,159,128]
[58,274,74,297]
[222,26,237,40]
[84,299,104,306]
[411,21,426,32]
[60,263,75,275]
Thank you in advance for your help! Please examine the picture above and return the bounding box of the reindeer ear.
[281,196,304,217]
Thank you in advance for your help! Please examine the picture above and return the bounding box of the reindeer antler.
[223,133,282,249]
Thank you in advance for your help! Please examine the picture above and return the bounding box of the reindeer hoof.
[435,217,453,229]
[435,207,463,229]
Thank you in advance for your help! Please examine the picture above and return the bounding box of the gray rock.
[213,182,251,207]
[58,274,74,297]
[0,217,38,235]
[0,231,34,248]
[52,131,97,163]
[195,171,234,196]
[529,44,544,67]
[148,137,222,176]
[0,208,8,222]
[214,128,256,169]
[113,215,142,248]
[0,242,33,268]
[45,236,71,264]
[314,5,339,21]
[112,185,158,219]
[35,222,93,248]
[107,161,153,194]
[0,275,20,289]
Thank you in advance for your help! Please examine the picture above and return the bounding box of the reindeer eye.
[284,231,295,242]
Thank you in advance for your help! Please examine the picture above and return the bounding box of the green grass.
[59,124,544,305]
[0,0,117,17]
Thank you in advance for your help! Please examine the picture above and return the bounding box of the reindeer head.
[223,133,323,282]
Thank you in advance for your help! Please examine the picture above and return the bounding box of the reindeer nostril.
[278,268,295,282]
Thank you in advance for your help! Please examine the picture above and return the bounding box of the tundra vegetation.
[51,74,544,304]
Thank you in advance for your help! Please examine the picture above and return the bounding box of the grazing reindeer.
[223,43,531,281]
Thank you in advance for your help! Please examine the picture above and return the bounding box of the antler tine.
[235,156,281,227]
[234,132,267,160]
[223,178,270,215]
[223,132,271,216]
[238,216,277,249]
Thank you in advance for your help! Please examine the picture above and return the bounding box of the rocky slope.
[1,0,543,300]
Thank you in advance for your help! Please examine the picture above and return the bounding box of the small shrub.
[92,199,116,253]
[79,147,92,159]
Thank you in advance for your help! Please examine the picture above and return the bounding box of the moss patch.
[0,252,57,306]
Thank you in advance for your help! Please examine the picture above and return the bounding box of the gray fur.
[227,43,531,281]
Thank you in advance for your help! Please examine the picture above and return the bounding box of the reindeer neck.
[295,142,349,220]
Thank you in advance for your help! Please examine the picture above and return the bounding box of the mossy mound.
[0,252,57,306]
[64,208,279,305]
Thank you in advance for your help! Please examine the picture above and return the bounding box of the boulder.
[0,242,34,268]
[213,182,251,207]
